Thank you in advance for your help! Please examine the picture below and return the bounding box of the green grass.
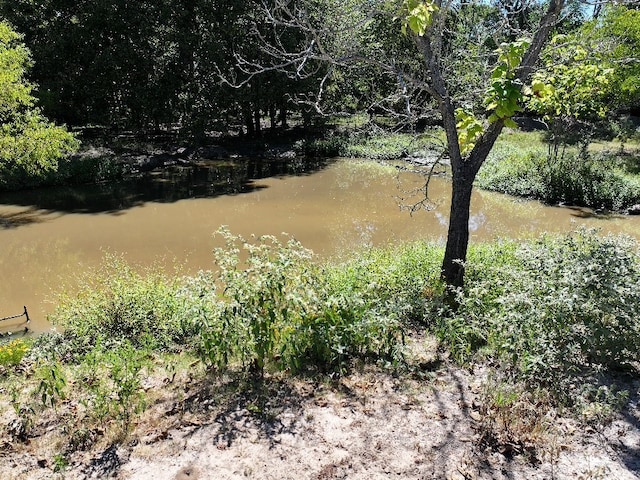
[300,129,443,160]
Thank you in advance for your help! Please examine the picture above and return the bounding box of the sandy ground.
[2,358,639,480]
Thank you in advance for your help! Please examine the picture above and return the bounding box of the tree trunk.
[427,0,564,290]
[269,104,277,129]
[441,166,476,288]
[254,107,261,135]
[243,105,254,136]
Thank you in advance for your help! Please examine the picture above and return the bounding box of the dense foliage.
[441,229,640,407]
[0,21,77,189]
[2,229,639,454]
[0,0,324,134]
[30,229,640,402]
[47,228,442,375]
[5,0,633,136]
[595,5,640,113]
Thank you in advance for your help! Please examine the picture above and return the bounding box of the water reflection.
[469,212,487,233]
[0,158,332,215]
[0,208,46,228]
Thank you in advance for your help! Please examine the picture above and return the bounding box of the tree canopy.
[598,4,640,112]
[0,21,77,189]
[0,0,321,135]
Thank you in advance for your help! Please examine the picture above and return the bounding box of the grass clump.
[47,255,188,356]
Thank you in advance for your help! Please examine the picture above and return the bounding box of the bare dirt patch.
[2,331,639,480]
[2,358,638,480]
[119,368,640,480]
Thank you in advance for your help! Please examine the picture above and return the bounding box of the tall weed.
[185,228,430,374]
[79,342,148,436]
[0,339,29,367]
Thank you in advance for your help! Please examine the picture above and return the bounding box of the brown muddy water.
[1,158,640,333]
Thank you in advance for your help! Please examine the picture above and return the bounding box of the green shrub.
[296,242,443,370]
[299,130,438,160]
[77,342,148,436]
[475,146,548,199]
[325,241,443,324]
[477,146,640,211]
[437,229,640,404]
[50,154,128,185]
[541,154,640,210]
[185,228,428,375]
[300,133,352,157]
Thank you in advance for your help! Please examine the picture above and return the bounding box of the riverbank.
[4,342,639,480]
[16,124,640,217]
[73,124,444,176]
[5,157,640,336]
[0,120,445,193]
[3,118,640,214]
[1,231,639,478]
[477,131,640,214]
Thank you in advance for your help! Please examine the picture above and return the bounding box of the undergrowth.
[438,229,640,410]
[184,227,442,375]
[1,228,638,459]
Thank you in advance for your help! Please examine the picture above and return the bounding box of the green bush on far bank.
[476,136,640,211]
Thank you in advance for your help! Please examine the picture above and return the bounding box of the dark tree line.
[3,1,628,137]
[0,0,329,135]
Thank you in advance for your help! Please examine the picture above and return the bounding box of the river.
[1,158,640,333]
